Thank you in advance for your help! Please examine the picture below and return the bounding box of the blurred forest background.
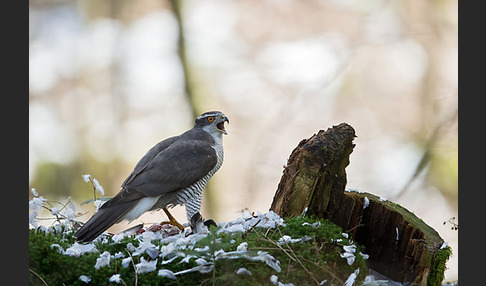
[29,0,458,281]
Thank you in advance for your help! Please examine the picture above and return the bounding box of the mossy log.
[270,123,450,285]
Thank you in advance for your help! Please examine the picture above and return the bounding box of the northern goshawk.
[74,111,229,242]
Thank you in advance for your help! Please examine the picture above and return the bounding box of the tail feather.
[73,200,137,242]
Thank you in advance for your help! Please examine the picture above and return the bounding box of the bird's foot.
[160,208,185,231]
[159,220,185,231]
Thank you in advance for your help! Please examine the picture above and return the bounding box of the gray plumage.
[74,111,229,242]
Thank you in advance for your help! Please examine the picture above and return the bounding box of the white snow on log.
[363,197,370,209]
[440,241,448,249]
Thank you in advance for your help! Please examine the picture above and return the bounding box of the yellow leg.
[160,208,185,230]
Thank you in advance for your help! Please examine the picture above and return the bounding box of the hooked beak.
[217,116,229,135]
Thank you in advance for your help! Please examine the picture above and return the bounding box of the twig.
[125,248,138,286]
[286,257,292,279]
[29,268,49,286]
[301,257,344,284]
[250,227,296,262]
[346,217,364,233]
[275,227,321,285]
[246,219,262,234]
[284,241,320,285]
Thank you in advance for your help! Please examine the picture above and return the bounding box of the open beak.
[217,116,229,135]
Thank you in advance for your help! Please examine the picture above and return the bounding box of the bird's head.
[195,111,230,135]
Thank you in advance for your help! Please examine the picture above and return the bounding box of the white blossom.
[344,269,360,286]
[257,251,281,272]
[94,251,111,269]
[270,275,279,285]
[64,204,76,221]
[121,257,132,268]
[236,267,252,276]
[158,269,176,280]
[79,275,91,283]
[301,221,321,228]
[93,199,106,213]
[179,254,197,264]
[278,282,295,286]
[301,207,308,216]
[135,257,157,274]
[29,212,39,228]
[126,242,137,252]
[113,251,125,259]
[173,262,214,275]
[29,196,45,213]
[340,252,356,265]
[341,244,357,265]
[50,207,60,216]
[195,258,209,266]
[82,174,91,182]
[236,242,248,252]
[217,223,245,234]
[343,245,356,253]
[132,238,157,257]
[359,252,369,260]
[92,178,104,195]
[31,188,38,197]
[109,274,122,284]
[278,235,306,244]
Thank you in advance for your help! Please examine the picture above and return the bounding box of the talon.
[189,213,216,235]
[204,219,217,228]
[160,208,185,230]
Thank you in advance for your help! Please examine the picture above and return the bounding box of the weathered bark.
[270,123,356,219]
[270,123,449,285]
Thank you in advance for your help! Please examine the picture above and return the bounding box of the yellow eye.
[207,117,214,122]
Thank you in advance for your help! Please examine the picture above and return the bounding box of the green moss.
[29,216,369,285]
[428,245,452,286]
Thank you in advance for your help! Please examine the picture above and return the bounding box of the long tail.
[73,200,137,242]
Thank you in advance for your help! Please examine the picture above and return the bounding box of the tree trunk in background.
[270,123,450,285]
[169,0,217,219]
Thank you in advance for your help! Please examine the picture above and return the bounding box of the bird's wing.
[74,138,218,242]
[123,139,218,196]
[120,136,180,188]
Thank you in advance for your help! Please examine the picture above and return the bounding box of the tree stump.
[270,123,451,285]
[270,123,356,220]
